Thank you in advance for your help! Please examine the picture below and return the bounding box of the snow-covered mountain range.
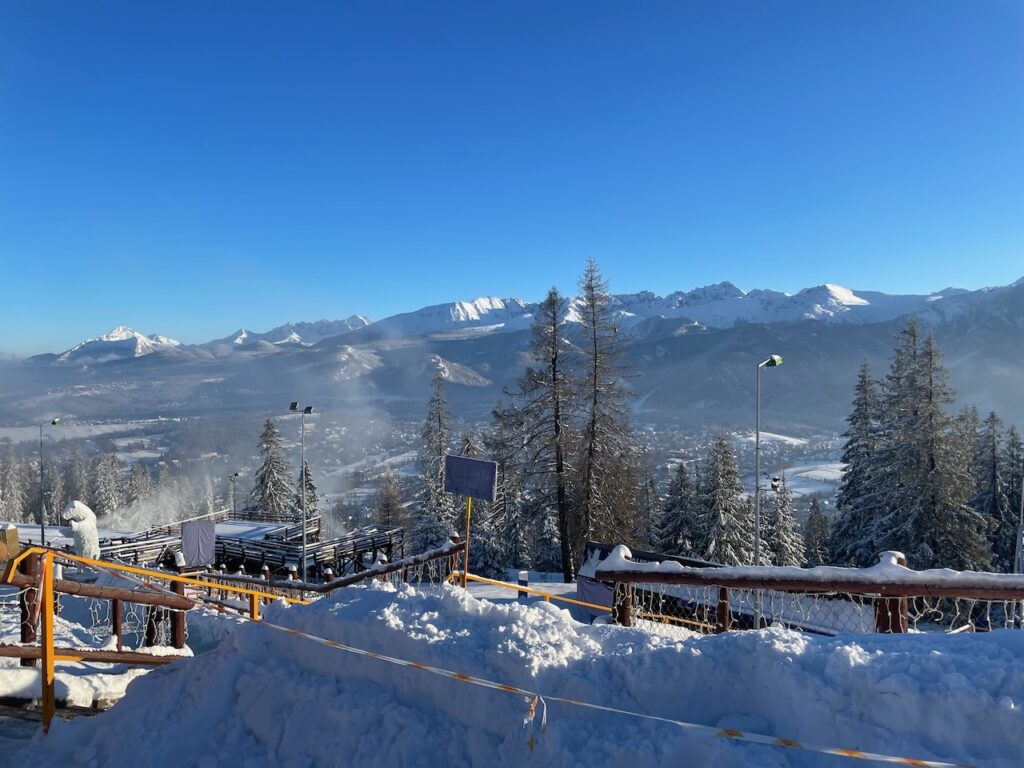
[49,278,1023,360]
[6,276,1023,431]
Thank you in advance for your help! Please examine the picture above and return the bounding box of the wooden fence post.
[19,553,39,668]
[874,553,909,633]
[112,598,123,652]
[612,582,633,627]
[171,582,186,649]
[716,587,731,633]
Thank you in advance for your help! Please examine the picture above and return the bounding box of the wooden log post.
[145,605,160,647]
[19,553,39,668]
[112,598,123,653]
[612,582,633,627]
[171,568,187,650]
[874,553,910,633]
[716,587,731,633]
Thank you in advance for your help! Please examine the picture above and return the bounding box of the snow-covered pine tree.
[575,259,638,560]
[1005,426,1023,569]
[42,456,66,525]
[485,402,530,569]
[409,368,456,554]
[877,333,992,570]
[973,412,1014,570]
[156,462,172,493]
[0,447,28,523]
[803,497,831,567]
[829,361,882,566]
[374,469,405,527]
[251,419,293,517]
[292,460,320,519]
[763,475,803,566]
[126,464,152,506]
[696,435,752,565]
[653,460,699,556]
[509,287,577,580]
[90,454,125,517]
[66,451,92,508]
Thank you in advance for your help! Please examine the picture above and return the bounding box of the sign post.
[444,455,497,589]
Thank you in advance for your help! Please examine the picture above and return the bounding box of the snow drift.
[24,583,1024,767]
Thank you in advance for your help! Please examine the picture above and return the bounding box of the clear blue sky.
[2,1,1022,356]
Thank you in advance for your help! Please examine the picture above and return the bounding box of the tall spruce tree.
[126,464,153,506]
[654,461,699,556]
[409,368,456,554]
[697,435,752,565]
[509,287,577,580]
[829,361,881,566]
[1005,426,1023,570]
[91,454,124,517]
[575,259,637,561]
[876,333,992,570]
[803,498,831,567]
[292,460,320,518]
[763,475,803,566]
[42,456,66,522]
[251,419,293,516]
[374,470,405,527]
[0,446,27,523]
[973,413,1013,570]
[485,402,530,569]
[66,451,92,507]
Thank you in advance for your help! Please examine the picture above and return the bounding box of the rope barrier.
[237,611,975,768]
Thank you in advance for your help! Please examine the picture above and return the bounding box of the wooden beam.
[7,572,194,610]
[595,570,1024,601]
[0,644,186,666]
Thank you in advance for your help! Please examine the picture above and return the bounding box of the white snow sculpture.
[63,500,100,560]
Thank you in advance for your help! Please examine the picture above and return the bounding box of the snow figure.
[63,500,100,559]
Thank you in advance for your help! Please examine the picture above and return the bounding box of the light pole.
[754,355,781,628]
[289,402,314,581]
[39,418,61,546]
[228,472,241,516]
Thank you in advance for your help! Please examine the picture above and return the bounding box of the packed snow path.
[16,582,1024,767]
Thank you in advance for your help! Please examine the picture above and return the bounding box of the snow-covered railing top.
[595,546,1024,600]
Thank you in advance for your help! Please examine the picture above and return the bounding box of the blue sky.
[2,1,1022,355]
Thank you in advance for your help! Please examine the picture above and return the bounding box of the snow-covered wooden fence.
[596,546,1024,636]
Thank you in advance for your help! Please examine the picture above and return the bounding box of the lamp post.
[754,356,781,628]
[39,418,61,546]
[228,472,241,516]
[289,402,314,581]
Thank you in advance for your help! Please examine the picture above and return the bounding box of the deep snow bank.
[24,583,1024,768]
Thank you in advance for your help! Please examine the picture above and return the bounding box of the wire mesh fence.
[599,549,1024,640]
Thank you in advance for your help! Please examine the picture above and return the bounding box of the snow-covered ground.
[9,581,1022,768]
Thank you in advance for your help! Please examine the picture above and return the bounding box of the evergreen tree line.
[651,435,803,567]
[829,319,1024,571]
[0,446,220,523]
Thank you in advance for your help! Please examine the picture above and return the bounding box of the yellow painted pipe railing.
[3,546,311,733]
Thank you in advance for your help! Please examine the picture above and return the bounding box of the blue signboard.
[444,455,498,502]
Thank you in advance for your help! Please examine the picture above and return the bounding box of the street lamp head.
[303,406,314,415]
[289,402,300,411]
[50,418,62,426]
[759,354,783,369]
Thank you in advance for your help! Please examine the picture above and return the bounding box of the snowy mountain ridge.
[49,275,1024,363]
